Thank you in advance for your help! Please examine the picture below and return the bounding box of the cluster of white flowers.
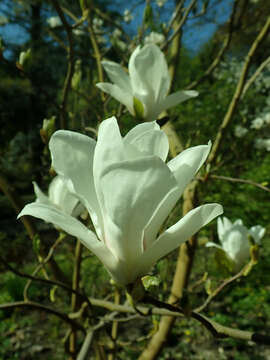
[234,125,248,138]
[92,17,106,44]
[144,32,165,46]
[123,9,133,23]
[207,217,265,271]
[111,28,127,51]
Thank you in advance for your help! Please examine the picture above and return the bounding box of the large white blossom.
[96,44,198,121]
[33,175,84,218]
[19,117,222,285]
[206,217,265,270]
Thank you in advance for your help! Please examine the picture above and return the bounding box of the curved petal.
[168,142,211,197]
[140,203,223,272]
[17,202,116,270]
[125,129,169,161]
[49,130,103,238]
[48,176,80,215]
[205,241,224,251]
[249,225,265,244]
[96,82,134,115]
[33,182,51,205]
[97,156,178,265]
[101,60,132,94]
[124,121,160,143]
[129,44,170,102]
[218,217,233,243]
[158,90,198,113]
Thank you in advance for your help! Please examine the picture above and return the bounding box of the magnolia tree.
[1,0,270,359]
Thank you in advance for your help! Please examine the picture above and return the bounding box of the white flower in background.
[251,117,264,129]
[144,31,165,45]
[123,9,133,23]
[93,17,103,32]
[96,44,198,121]
[47,16,61,28]
[264,139,270,151]
[234,125,248,138]
[73,28,85,36]
[156,0,167,7]
[111,29,127,51]
[264,113,270,124]
[206,217,265,270]
[254,138,265,149]
[19,117,222,285]
[254,138,270,151]
[34,175,84,218]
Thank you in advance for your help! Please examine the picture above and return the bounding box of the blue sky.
[0,0,233,56]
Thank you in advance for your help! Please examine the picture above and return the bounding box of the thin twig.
[161,0,197,51]
[186,0,239,90]
[0,255,92,309]
[241,55,270,98]
[194,266,246,313]
[205,174,270,193]
[208,15,270,164]
[51,0,75,129]
[0,301,85,332]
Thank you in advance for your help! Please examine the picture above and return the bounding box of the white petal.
[125,129,169,161]
[48,175,79,215]
[98,156,178,265]
[205,241,224,251]
[101,60,132,94]
[140,203,223,271]
[168,142,211,197]
[17,203,115,266]
[129,44,170,102]
[158,90,198,113]
[49,130,103,238]
[33,182,50,205]
[124,121,160,143]
[249,225,265,244]
[96,82,134,114]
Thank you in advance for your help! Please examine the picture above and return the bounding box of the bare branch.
[208,15,270,164]
[0,301,85,332]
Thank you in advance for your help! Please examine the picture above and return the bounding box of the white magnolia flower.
[206,217,265,270]
[251,117,264,130]
[19,117,222,285]
[234,125,248,138]
[96,44,198,121]
[123,9,133,23]
[34,175,84,218]
[47,16,61,28]
[144,31,165,45]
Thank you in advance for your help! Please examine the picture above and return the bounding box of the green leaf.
[142,275,161,290]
